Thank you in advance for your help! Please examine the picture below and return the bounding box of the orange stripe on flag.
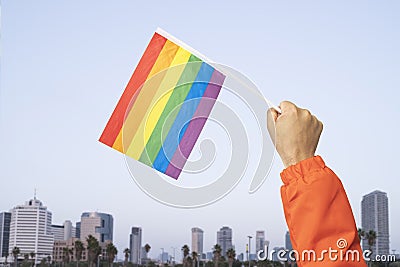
[99,33,167,148]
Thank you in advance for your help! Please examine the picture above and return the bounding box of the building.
[191,227,204,255]
[51,221,77,241]
[52,237,110,263]
[206,252,213,261]
[9,198,54,264]
[160,252,169,263]
[80,212,113,243]
[217,226,233,257]
[255,231,265,255]
[285,231,292,251]
[76,222,81,239]
[141,246,148,263]
[361,190,390,255]
[0,212,11,258]
[53,237,84,263]
[130,227,142,264]
[51,225,65,241]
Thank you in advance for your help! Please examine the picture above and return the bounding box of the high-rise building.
[0,212,11,258]
[141,246,148,263]
[255,231,265,254]
[361,190,390,255]
[80,212,113,243]
[51,220,77,241]
[76,222,81,238]
[9,198,54,264]
[285,231,292,251]
[217,226,233,257]
[130,227,142,264]
[191,227,204,255]
[51,225,65,241]
[160,252,169,263]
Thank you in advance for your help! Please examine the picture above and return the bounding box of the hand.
[267,101,323,168]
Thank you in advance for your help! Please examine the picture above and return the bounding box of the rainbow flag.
[99,29,225,179]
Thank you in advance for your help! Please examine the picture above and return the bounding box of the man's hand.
[267,101,323,168]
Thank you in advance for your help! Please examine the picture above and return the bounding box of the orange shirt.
[281,156,367,266]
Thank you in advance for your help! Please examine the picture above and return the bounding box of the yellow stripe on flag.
[125,47,192,159]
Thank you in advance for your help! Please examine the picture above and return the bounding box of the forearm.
[281,156,366,267]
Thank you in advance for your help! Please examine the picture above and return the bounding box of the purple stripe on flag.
[165,70,225,178]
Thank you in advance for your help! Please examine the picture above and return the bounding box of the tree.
[106,243,118,267]
[5,252,10,266]
[366,230,377,253]
[123,249,130,267]
[191,252,198,267]
[226,249,235,267]
[357,228,365,242]
[46,256,51,267]
[29,252,36,267]
[75,240,85,267]
[181,245,190,267]
[212,245,221,267]
[63,247,73,266]
[144,244,151,267]
[39,258,47,267]
[12,247,20,267]
[86,235,101,267]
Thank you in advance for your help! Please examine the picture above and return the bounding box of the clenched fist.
[267,101,323,168]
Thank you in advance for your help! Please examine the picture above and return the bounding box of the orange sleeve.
[280,156,366,267]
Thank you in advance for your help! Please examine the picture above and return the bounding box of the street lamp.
[97,254,102,267]
[247,236,252,267]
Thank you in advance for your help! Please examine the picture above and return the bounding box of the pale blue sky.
[1,0,399,260]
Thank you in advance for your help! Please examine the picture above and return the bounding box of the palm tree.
[5,252,9,266]
[212,245,221,267]
[12,247,20,267]
[63,247,72,266]
[29,252,36,267]
[123,249,130,267]
[106,243,118,267]
[86,235,101,267]
[40,258,47,267]
[357,228,365,242]
[226,248,235,267]
[366,230,377,253]
[181,245,190,267]
[144,244,151,267]
[75,240,85,267]
[191,252,198,267]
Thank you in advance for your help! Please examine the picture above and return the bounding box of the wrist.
[282,152,315,168]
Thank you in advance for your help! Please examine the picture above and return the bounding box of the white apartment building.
[9,198,54,264]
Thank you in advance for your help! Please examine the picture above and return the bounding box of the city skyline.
[0,188,395,262]
[1,0,399,263]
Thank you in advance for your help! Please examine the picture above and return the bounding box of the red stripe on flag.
[99,33,167,147]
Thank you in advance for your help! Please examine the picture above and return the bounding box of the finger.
[279,100,297,113]
[267,107,279,123]
[266,108,278,143]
